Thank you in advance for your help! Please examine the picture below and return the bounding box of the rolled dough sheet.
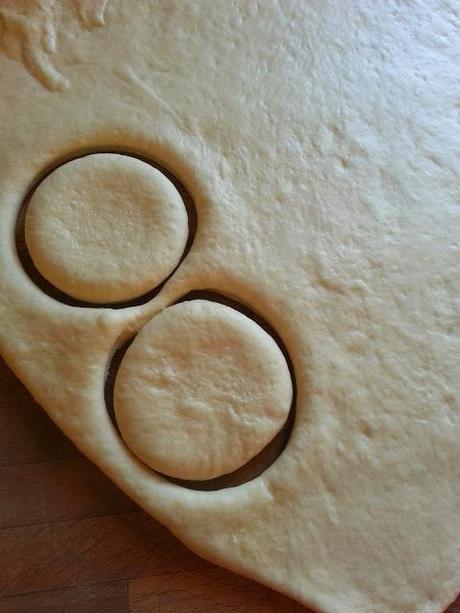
[0,2,459,612]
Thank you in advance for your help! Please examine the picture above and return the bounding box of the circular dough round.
[114,300,293,481]
[25,153,189,303]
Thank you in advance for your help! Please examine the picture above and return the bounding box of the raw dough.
[25,153,188,303]
[114,299,292,481]
[0,2,459,612]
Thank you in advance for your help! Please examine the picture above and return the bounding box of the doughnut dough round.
[0,2,459,612]
[25,153,188,303]
[115,300,292,481]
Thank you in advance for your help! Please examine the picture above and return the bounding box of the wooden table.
[1,357,459,613]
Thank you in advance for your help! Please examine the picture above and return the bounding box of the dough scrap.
[25,153,188,303]
[0,2,459,612]
[114,299,292,481]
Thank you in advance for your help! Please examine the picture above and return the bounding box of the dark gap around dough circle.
[15,149,197,309]
[105,291,297,491]
[104,337,134,436]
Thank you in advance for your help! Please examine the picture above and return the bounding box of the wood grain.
[129,567,307,613]
[0,357,459,612]
[2,581,128,613]
[0,457,136,528]
[0,359,79,465]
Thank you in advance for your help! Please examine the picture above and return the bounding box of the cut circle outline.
[105,290,297,491]
[15,149,198,309]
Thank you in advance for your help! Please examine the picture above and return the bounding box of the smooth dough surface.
[115,299,292,481]
[0,2,459,612]
[25,153,189,303]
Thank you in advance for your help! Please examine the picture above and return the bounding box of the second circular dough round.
[114,300,293,481]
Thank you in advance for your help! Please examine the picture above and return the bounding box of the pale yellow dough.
[115,300,292,480]
[25,153,188,303]
[0,2,459,613]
